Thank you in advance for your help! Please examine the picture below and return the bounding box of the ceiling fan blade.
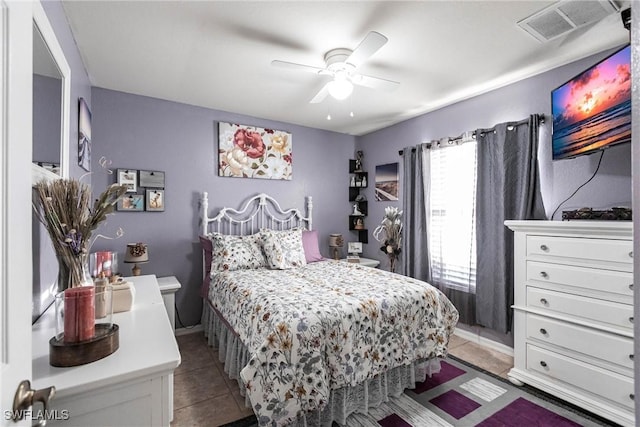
[346,31,388,68]
[352,74,399,91]
[310,83,330,104]
[271,60,325,75]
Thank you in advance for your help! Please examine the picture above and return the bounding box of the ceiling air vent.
[517,0,620,42]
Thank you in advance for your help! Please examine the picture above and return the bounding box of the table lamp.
[328,234,344,260]
[123,242,149,276]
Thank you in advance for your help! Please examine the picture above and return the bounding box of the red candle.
[63,286,96,343]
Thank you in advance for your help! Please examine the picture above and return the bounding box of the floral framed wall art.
[218,122,292,180]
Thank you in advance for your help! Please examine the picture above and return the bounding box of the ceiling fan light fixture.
[327,75,353,100]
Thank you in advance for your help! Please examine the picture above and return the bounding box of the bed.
[199,192,459,426]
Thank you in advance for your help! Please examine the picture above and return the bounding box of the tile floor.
[171,332,514,426]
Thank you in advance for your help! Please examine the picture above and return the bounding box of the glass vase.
[56,253,93,293]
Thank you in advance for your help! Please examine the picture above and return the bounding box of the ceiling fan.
[271,31,399,103]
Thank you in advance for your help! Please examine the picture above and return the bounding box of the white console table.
[32,275,181,426]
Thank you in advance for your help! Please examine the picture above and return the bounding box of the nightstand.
[341,257,380,268]
[157,276,182,331]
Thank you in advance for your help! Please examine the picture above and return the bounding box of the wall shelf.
[348,159,368,244]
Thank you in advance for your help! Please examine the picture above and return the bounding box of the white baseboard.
[454,328,514,357]
[175,324,204,336]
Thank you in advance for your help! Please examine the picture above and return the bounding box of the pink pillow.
[199,235,213,298]
[302,230,324,263]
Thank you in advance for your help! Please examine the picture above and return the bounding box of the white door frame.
[1,0,34,425]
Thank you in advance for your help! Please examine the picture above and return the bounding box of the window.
[427,138,477,293]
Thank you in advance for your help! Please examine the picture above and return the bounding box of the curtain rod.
[398,113,545,156]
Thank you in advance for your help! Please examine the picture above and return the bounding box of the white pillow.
[260,228,307,269]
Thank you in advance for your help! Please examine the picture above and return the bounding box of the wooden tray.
[49,324,119,367]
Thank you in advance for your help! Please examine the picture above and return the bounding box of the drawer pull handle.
[629,284,634,290]
[630,317,634,323]
[629,354,634,360]
[540,361,547,368]
[539,328,547,335]
[630,394,635,401]
[540,298,548,305]
[539,271,548,279]
[630,251,633,258]
[540,244,549,251]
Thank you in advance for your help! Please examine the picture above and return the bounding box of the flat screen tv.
[552,44,631,160]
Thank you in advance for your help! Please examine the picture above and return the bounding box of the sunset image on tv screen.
[552,45,631,160]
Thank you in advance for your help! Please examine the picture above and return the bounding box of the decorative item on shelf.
[124,243,149,276]
[352,203,364,216]
[350,175,356,187]
[354,150,364,172]
[355,194,367,202]
[373,206,403,273]
[361,175,367,187]
[354,217,365,230]
[328,233,344,260]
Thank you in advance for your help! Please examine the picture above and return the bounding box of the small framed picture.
[348,242,363,254]
[117,194,144,211]
[146,189,164,212]
[117,169,138,193]
[139,170,165,188]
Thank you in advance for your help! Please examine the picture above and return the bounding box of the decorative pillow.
[198,235,214,297]
[210,232,267,272]
[301,230,324,263]
[261,228,307,269]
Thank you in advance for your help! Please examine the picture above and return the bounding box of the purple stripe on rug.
[475,397,583,427]
[430,389,481,419]
[413,360,466,394]
[378,413,412,427]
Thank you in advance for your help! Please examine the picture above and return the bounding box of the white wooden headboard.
[200,192,313,236]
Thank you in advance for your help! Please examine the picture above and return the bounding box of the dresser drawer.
[527,344,634,410]
[527,287,633,331]
[526,314,633,369]
[527,261,633,299]
[527,235,633,265]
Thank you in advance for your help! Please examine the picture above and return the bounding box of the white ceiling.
[61,1,630,136]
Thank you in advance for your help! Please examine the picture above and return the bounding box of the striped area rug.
[223,356,618,427]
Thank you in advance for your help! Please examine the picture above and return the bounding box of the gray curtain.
[400,144,430,280]
[475,114,546,333]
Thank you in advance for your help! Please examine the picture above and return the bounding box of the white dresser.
[32,275,181,426]
[505,221,634,426]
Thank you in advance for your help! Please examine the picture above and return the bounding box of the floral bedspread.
[208,260,459,426]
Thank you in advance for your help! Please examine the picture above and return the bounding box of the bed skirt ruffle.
[202,300,442,426]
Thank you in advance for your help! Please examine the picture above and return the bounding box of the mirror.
[31,1,70,183]
[31,1,71,324]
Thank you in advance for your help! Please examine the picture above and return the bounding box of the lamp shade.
[124,243,149,263]
[328,234,344,248]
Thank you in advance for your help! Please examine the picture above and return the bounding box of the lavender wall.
[90,88,355,326]
[356,47,632,345]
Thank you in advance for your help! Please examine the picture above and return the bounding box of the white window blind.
[428,139,477,293]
